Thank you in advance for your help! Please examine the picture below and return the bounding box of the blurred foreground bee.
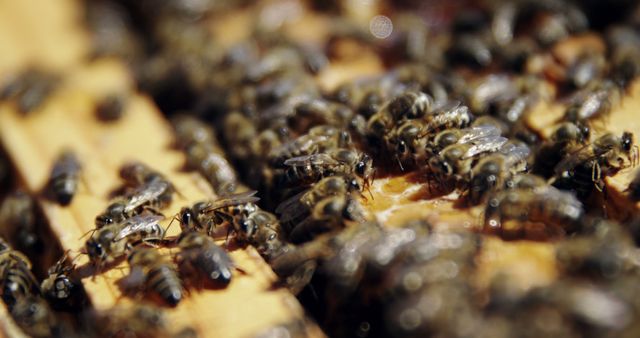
[10,295,61,338]
[283,148,374,190]
[47,150,81,205]
[276,174,362,226]
[93,304,169,338]
[253,318,313,338]
[552,131,638,200]
[177,231,234,286]
[0,238,40,309]
[0,191,42,254]
[41,251,82,310]
[95,177,175,227]
[86,214,166,267]
[124,247,183,306]
[287,195,368,243]
[484,186,585,238]
[177,190,260,237]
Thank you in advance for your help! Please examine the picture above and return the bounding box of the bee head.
[622,132,634,152]
[240,219,258,238]
[348,177,361,192]
[85,239,104,261]
[179,208,194,230]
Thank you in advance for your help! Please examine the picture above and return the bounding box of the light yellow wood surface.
[0,1,322,337]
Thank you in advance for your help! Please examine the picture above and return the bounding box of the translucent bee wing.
[499,142,531,163]
[279,198,314,226]
[535,186,583,215]
[270,134,329,159]
[284,153,339,167]
[457,125,503,144]
[115,214,164,242]
[553,144,597,175]
[463,135,508,159]
[204,190,260,211]
[124,180,169,213]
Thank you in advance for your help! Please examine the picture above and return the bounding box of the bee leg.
[142,206,164,216]
[591,162,601,183]
[600,182,609,219]
[395,154,405,171]
[140,238,161,248]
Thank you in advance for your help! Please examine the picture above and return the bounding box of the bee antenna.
[79,228,97,240]
[395,154,404,171]
[165,215,179,237]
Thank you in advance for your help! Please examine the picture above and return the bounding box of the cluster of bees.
[1,0,640,337]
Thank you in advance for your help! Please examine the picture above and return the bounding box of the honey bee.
[484,186,585,238]
[0,238,40,309]
[422,100,474,135]
[41,251,81,310]
[532,121,590,178]
[119,161,169,187]
[276,174,362,227]
[95,178,175,227]
[189,146,239,196]
[269,125,351,167]
[607,26,640,89]
[428,133,508,186]
[288,195,368,243]
[96,93,127,122]
[249,220,291,262]
[426,124,503,158]
[566,53,606,89]
[552,131,638,200]
[86,214,165,267]
[283,148,374,190]
[172,115,219,150]
[467,141,531,205]
[0,191,42,254]
[564,80,620,123]
[468,74,519,115]
[47,150,81,205]
[177,190,260,237]
[504,173,547,191]
[10,295,60,338]
[384,91,432,121]
[387,119,429,167]
[177,231,234,286]
[95,304,168,338]
[253,319,313,338]
[0,68,58,115]
[289,99,355,133]
[124,247,183,306]
[172,116,240,195]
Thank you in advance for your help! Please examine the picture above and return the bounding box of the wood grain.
[0,1,322,337]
